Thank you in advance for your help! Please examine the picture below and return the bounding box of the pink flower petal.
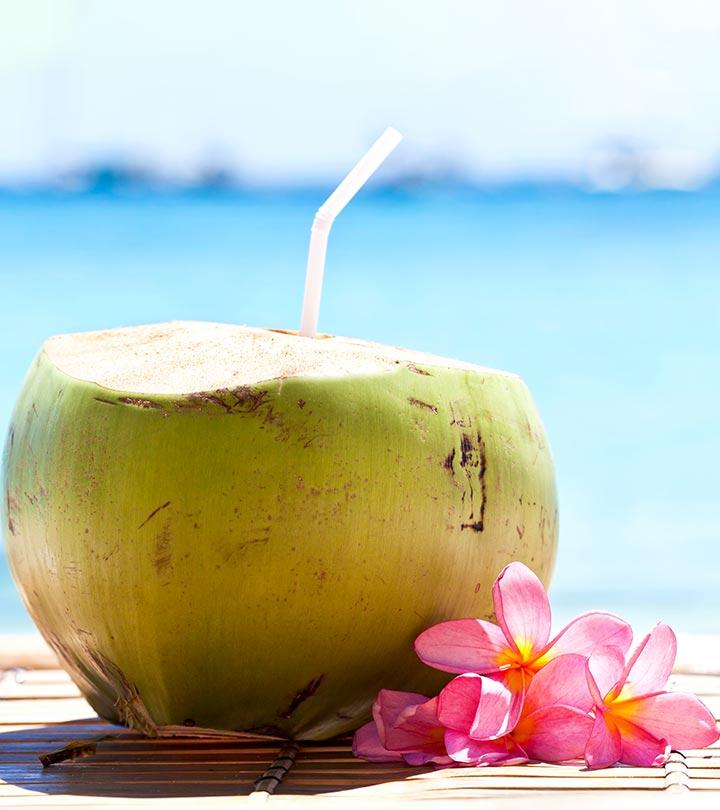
[372,689,428,747]
[437,674,514,740]
[542,611,633,660]
[587,646,627,699]
[615,718,670,767]
[374,691,445,755]
[523,654,594,715]
[585,659,606,707]
[620,692,720,749]
[493,562,551,654]
[403,751,454,766]
[585,713,623,769]
[444,730,528,765]
[619,623,677,699]
[414,619,508,674]
[515,706,594,763]
[492,668,529,732]
[352,721,405,762]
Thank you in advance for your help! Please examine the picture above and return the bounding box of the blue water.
[1,186,719,635]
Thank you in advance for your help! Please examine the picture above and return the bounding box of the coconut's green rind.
[2,350,558,740]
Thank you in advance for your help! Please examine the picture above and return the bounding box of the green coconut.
[1,321,558,740]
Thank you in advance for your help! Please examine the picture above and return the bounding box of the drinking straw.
[299,127,403,338]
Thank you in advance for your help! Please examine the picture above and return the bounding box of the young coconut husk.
[2,321,558,740]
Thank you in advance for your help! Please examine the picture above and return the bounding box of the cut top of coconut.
[43,321,516,395]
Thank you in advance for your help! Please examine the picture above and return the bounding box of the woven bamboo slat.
[0,634,719,807]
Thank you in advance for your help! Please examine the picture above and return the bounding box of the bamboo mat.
[0,636,719,808]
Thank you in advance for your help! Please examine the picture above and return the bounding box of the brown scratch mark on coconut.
[459,434,474,467]
[6,490,19,512]
[297,398,306,408]
[231,386,271,412]
[73,625,93,637]
[449,402,472,428]
[443,448,456,473]
[516,524,525,539]
[153,522,173,576]
[176,386,270,415]
[183,392,233,413]
[223,537,269,562]
[138,500,171,529]
[477,431,488,531]
[102,545,119,561]
[94,397,118,406]
[279,674,325,719]
[407,397,438,413]
[5,490,15,535]
[85,649,158,736]
[262,404,287,431]
[407,363,431,376]
[457,431,487,533]
[7,426,15,449]
[118,396,163,410]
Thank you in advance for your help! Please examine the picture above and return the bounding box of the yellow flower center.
[606,686,640,719]
[514,638,535,660]
[496,639,547,680]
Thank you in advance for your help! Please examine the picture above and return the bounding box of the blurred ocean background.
[2,184,719,634]
[1,1,720,634]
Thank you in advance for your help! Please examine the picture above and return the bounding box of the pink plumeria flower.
[415,562,632,726]
[352,690,452,766]
[438,654,595,765]
[584,623,719,769]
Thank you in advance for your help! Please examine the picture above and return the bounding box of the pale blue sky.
[2,0,720,184]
